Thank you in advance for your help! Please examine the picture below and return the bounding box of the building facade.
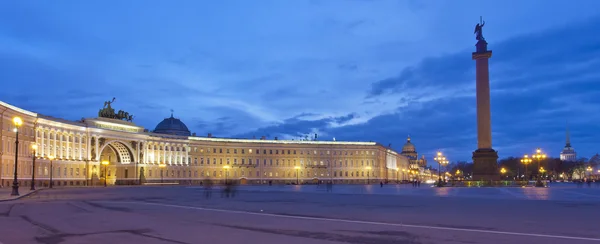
[0,100,417,187]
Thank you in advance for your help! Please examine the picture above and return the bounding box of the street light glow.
[12,117,23,127]
[101,160,109,165]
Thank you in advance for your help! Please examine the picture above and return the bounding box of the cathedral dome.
[154,114,191,136]
[401,136,416,153]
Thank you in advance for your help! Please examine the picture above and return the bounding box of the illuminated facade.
[559,124,576,162]
[0,100,417,187]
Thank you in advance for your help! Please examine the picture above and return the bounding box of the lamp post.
[434,152,449,187]
[395,168,399,183]
[223,165,230,184]
[159,163,166,183]
[11,117,23,196]
[402,169,407,182]
[294,166,300,185]
[30,144,38,191]
[500,167,507,181]
[365,166,372,184]
[47,155,55,188]
[520,155,532,186]
[532,148,547,187]
[586,166,592,180]
[539,167,546,180]
[101,160,109,187]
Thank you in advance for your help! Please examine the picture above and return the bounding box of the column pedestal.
[472,149,499,180]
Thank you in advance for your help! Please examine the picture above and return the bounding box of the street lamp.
[395,168,399,183]
[532,148,547,186]
[48,155,55,188]
[159,163,166,183]
[500,167,507,179]
[31,144,38,191]
[11,117,23,196]
[434,152,449,187]
[365,166,372,184]
[586,166,593,180]
[294,166,300,185]
[520,155,532,185]
[539,167,546,180]
[101,160,109,187]
[223,165,230,184]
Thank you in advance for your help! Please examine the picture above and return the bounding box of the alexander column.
[472,17,499,181]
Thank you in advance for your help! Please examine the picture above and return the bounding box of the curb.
[0,188,45,202]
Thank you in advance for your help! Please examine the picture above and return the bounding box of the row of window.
[36,131,86,143]
[188,158,376,167]
[3,163,84,177]
[191,147,377,156]
[145,169,376,178]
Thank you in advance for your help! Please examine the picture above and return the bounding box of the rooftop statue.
[98,97,134,122]
[474,17,486,41]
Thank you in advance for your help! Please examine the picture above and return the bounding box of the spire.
[566,121,571,147]
[407,135,411,142]
[170,109,174,118]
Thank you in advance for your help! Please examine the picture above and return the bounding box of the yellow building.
[0,99,413,187]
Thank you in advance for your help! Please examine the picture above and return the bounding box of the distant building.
[400,136,427,167]
[560,124,576,162]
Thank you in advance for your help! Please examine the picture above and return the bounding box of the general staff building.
[0,99,430,187]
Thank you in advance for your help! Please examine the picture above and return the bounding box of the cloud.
[2,1,600,164]
[238,16,600,162]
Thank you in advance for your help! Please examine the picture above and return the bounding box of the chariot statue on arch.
[98,97,134,122]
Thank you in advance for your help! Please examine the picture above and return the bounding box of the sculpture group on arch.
[98,97,134,122]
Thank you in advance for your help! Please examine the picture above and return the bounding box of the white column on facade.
[40,129,45,156]
[143,142,148,164]
[53,130,57,157]
[168,144,172,165]
[72,133,75,159]
[136,141,140,164]
[162,143,165,164]
[185,147,189,165]
[94,136,99,161]
[65,132,69,159]
[147,143,151,164]
[163,144,165,164]
[87,134,91,160]
[59,130,64,158]
[175,145,180,165]
[78,134,83,160]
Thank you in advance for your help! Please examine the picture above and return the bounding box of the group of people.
[411,180,422,187]
[202,179,238,198]
[575,178,599,188]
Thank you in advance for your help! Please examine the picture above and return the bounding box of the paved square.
[0,184,599,244]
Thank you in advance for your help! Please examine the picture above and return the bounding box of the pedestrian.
[380,181,383,188]
[417,180,421,187]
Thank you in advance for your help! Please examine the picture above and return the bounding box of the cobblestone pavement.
[0,185,598,244]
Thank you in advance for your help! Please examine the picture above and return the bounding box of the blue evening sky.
[1,0,600,163]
